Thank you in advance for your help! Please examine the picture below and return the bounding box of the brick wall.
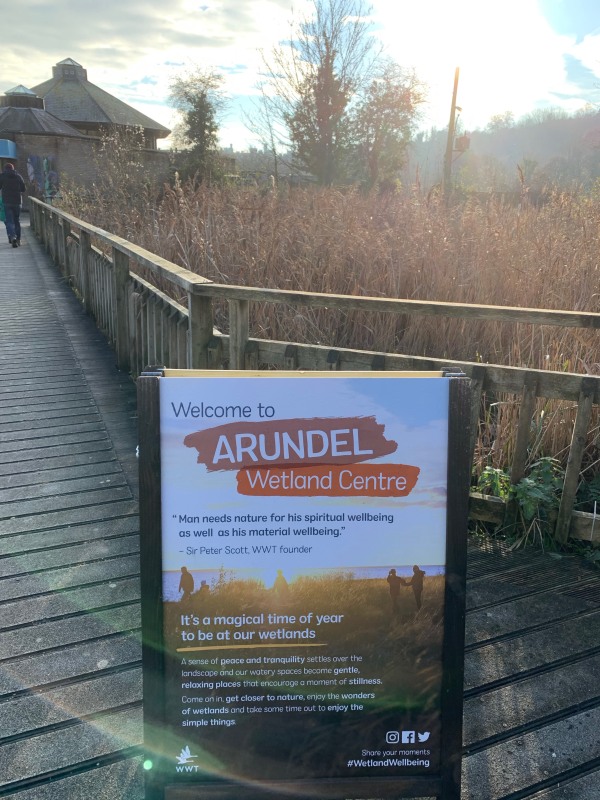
[11,133,172,203]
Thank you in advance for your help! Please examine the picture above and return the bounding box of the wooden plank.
[510,371,539,484]
[466,365,486,471]
[1,669,141,739]
[60,218,71,277]
[555,376,595,543]
[177,317,187,368]
[0,707,142,789]
[193,281,600,329]
[284,344,299,370]
[0,760,145,800]
[0,500,139,540]
[50,203,210,293]
[228,298,249,370]
[113,247,130,371]
[188,293,213,369]
[1,517,139,555]
[245,337,600,401]
[244,339,259,369]
[463,654,600,747]
[128,290,141,377]
[0,604,140,660]
[79,228,91,313]
[462,707,600,800]
[464,613,600,690]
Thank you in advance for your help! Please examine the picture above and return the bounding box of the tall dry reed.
[58,181,600,479]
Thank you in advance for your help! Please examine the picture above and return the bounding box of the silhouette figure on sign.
[199,579,210,597]
[273,569,290,603]
[407,565,426,610]
[386,568,403,615]
[178,566,194,602]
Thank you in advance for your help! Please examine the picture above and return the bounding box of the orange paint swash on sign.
[236,463,420,497]
[183,413,420,497]
[183,416,398,472]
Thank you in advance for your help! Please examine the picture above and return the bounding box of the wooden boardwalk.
[1,221,599,799]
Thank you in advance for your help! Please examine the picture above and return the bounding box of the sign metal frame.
[138,369,471,800]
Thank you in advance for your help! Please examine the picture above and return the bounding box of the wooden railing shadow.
[30,197,600,546]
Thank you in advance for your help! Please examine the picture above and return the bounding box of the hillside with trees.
[406,107,600,195]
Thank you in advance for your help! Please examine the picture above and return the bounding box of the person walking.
[0,163,26,247]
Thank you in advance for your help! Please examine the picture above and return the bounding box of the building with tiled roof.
[0,86,83,138]
[31,58,170,149]
[0,60,171,202]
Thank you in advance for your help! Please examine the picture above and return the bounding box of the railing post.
[188,292,213,369]
[52,210,60,263]
[466,365,486,473]
[554,376,595,544]
[113,246,130,371]
[244,340,259,370]
[510,373,539,486]
[167,309,178,369]
[79,229,91,313]
[129,291,141,378]
[504,372,539,534]
[60,219,71,277]
[228,299,249,370]
[43,206,50,252]
[284,345,299,370]
[326,350,340,370]
[30,200,38,236]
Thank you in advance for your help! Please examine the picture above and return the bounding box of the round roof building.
[30,58,170,149]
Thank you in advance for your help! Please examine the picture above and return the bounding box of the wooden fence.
[30,197,600,546]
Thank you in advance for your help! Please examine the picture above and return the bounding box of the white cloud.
[2,0,598,149]
[569,30,600,83]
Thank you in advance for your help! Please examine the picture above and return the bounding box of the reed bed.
[58,180,600,482]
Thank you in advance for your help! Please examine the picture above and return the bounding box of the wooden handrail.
[29,197,600,545]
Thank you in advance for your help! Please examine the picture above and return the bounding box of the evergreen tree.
[169,69,225,179]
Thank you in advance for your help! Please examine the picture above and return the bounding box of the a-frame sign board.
[138,369,471,800]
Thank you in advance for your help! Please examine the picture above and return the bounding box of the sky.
[3,0,600,151]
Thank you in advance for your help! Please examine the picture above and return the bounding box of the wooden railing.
[30,197,600,546]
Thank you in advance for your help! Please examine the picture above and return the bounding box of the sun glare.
[373,0,577,130]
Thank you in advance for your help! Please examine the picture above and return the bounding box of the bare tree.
[257,0,380,185]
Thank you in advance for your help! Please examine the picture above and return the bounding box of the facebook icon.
[402,731,416,744]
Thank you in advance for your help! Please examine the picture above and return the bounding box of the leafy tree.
[168,68,225,179]
[285,44,351,185]
[485,111,515,132]
[349,61,425,188]
[259,0,379,185]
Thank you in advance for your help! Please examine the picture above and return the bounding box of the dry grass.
[58,180,600,479]
[163,570,445,778]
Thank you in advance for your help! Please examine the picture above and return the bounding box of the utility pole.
[443,67,460,197]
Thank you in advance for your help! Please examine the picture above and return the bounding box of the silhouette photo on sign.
[407,565,426,610]
[272,569,290,604]
[178,566,194,602]
[386,568,403,616]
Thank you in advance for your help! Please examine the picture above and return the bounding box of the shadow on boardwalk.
[0,220,599,799]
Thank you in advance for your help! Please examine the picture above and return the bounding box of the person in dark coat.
[407,565,426,610]
[178,566,194,601]
[386,568,403,615]
[0,163,26,247]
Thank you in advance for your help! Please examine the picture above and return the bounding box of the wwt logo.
[176,745,199,773]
